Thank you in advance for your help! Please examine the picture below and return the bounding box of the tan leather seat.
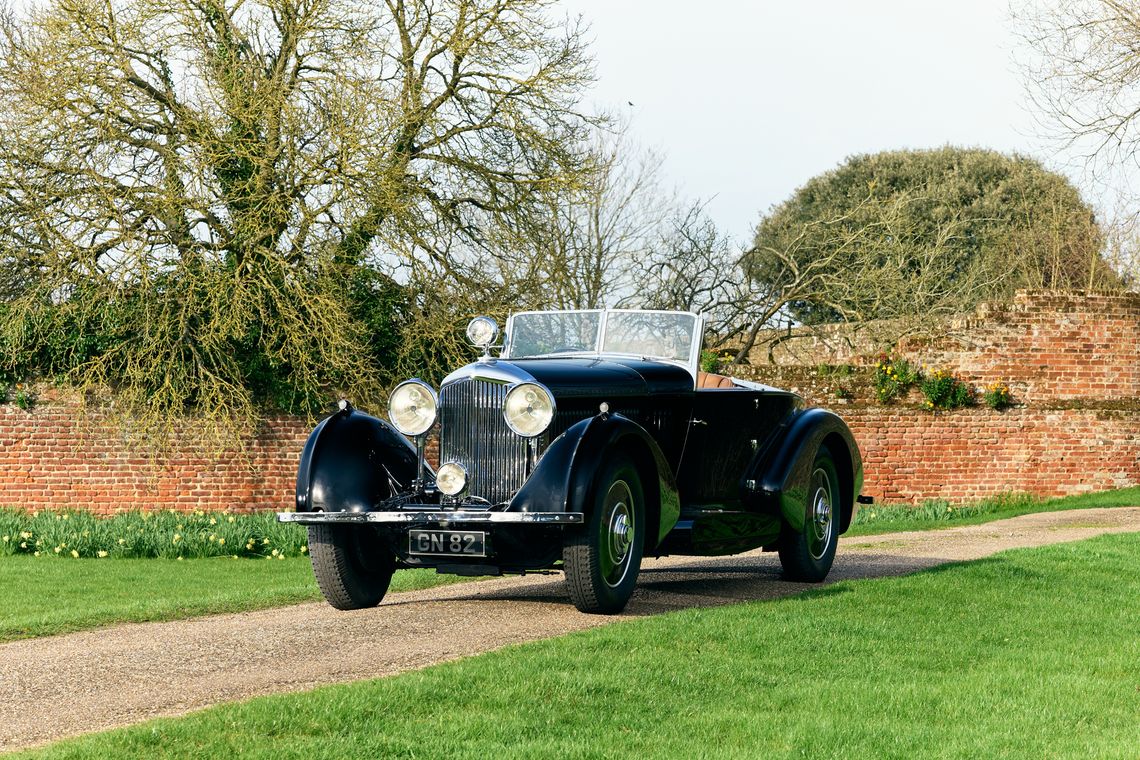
[697,371,736,389]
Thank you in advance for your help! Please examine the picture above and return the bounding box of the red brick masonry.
[0,405,446,515]
[847,407,1139,503]
[0,291,1136,512]
[904,291,1140,402]
[0,407,309,515]
[739,290,1140,503]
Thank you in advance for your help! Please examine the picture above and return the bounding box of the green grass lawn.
[1,487,1136,642]
[19,532,1140,759]
[847,485,1140,536]
[0,557,463,642]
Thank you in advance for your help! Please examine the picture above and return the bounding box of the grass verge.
[0,557,465,642]
[0,508,307,559]
[19,532,1140,759]
[848,485,1140,536]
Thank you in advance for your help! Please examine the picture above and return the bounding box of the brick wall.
[847,407,1140,503]
[0,290,1136,512]
[898,291,1140,402]
[0,402,310,515]
[738,290,1140,503]
[0,399,442,516]
[749,291,1140,399]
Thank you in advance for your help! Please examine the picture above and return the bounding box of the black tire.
[778,445,841,582]
[308,524,395,610]
[563,452,645,614]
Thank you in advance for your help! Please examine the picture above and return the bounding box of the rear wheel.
[563,453,645,614]
[778,445,840,582]
[308,524,395,610]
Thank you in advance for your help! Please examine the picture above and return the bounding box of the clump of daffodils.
[0,508,307,560]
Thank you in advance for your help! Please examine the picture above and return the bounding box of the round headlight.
[503,382,555,438]
[466,316,500,348]
[388,380,437,437]
[436,462,468,497]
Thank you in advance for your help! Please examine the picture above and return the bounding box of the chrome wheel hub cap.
[609,510,631,562]
[808,468,834,561]
[601,480,636,588]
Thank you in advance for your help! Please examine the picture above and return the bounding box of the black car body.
[280,309,864,614]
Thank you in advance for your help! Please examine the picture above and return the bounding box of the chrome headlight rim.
[502,381,556,438]
[387,379,438,438]
[435,462,468,497]
[466,316,500,349]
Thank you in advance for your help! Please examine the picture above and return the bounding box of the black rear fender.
[296,406,420,513]
[749,408,863,534]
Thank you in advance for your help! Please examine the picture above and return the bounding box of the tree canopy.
[744,147,1117,325]
[0,0,600,433]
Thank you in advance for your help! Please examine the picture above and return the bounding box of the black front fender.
[296,405,420,513]
[509,413,681,551]
[750,408,864,534]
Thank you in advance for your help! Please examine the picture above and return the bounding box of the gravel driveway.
[3,506,1138,753]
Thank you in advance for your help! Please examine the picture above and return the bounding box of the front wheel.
[563,453,645,614]
[308,524,395,610]
[778,445,840,582]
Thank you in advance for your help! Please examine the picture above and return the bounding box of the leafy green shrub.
[816,363,853,378]
[0,265,408,421]
[874,354,920,403]
[12,385,34,410]
[920,369,974,411]
[700,350,720,373]
[747,147,1116,325]
[983,382,1014,410]
[0,508,308,560]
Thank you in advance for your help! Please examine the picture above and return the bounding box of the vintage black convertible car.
[279,309,864,614]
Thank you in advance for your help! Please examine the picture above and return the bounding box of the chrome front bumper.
[277,510,584,525]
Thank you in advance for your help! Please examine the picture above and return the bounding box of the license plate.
[408,530,487,557]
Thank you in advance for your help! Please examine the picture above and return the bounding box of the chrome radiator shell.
[438,378,530,505]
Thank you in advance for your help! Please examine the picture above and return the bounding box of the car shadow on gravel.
[388,552,972,614]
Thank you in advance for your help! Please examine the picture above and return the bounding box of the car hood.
[440,357,694,398]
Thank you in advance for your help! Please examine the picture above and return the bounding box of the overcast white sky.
[559,1,1059,243]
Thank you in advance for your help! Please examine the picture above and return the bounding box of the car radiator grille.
[438,378,530,505]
